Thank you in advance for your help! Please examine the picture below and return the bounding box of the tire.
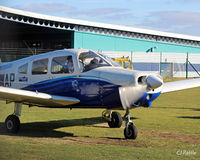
[108,112,123,128]
[5,115,20,133]
[124,124,138,139]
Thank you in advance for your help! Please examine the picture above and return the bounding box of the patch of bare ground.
[140,130,200,144]
[62,136,149,147]
[90,123,200,144]
[61,130,200,148]
[80,123,200,147]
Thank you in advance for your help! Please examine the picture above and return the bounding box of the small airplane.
[0,49,200,139]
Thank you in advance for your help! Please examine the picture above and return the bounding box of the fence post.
[186,52,189,79]
[159,52,162,75]
[131,51,133,69]
[34,48,37,55]
[131,51,133,62]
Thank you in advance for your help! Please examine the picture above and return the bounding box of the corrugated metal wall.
[74,31,200,53]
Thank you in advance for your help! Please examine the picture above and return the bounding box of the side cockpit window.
[51,56,74,74]
[18,63,28,74]
[32,58,48,75]
[79,51,110,72]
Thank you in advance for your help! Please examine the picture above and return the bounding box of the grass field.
[0,87,200,160]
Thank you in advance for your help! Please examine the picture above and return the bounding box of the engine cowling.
[119,74,163,109]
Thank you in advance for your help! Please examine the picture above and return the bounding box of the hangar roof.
[1,5,200,45]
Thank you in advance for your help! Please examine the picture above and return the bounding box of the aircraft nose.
[146,75,163,89]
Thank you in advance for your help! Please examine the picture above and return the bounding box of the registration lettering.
[0,73,15,87]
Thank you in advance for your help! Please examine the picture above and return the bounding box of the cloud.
[68,8,127,17]
[171,0,200,2]
[13,2,73,13]
[101,12,138,26]
[183,0,200,2]
[65,7,135,24]
[13,2,127,18]
[13,3,131,22]
[140,11,200,36]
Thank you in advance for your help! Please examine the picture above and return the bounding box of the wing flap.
[162,78,200,93]
[0,86,80,106]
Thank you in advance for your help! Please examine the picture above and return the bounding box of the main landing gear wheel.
[108,112,123,128]
[102,110,123,128]
[5,115,20,133]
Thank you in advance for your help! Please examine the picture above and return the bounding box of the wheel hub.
[126,128,133,137]
[7,120,14,130]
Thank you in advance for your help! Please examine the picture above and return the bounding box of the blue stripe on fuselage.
[23,76,122,108]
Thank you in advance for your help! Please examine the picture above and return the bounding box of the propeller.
[146,75,163,90]
[119,74,163,109]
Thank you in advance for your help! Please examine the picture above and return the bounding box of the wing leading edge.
[162,78,200,93]
[0,86,80,107]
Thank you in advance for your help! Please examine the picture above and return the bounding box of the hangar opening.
[0,19,74,62]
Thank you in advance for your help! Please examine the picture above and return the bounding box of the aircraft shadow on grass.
[0,117,104,138]
[177,116,200,119]
[0,116,137,138]
[192,108,200,111]
[155,106,200,112]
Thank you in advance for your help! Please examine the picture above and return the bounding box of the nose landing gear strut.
[123,108,138,139]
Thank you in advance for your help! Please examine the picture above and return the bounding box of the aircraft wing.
[162,78,200,93]
[0,86,80,107]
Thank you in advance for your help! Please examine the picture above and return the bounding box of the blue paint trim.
[134,92,161,107]
[34,75,109,86]
[33,76,77,85]
[0,63,12,70]
[23,76,122,108]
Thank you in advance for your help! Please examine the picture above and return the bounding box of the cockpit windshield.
[99,53,120,67]
[79,51,111,72]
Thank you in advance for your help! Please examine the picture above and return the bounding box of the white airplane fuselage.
[0,49,162,109]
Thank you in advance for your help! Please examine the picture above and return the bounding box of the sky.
[1,0,200,36]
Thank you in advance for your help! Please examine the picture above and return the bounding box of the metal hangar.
[1,6,200,62]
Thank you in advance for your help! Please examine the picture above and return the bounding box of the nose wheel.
[124,123,138,139]
[123,109,138,139]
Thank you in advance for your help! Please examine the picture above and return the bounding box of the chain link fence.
[102,51,200,78]
[0,48,55,62]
